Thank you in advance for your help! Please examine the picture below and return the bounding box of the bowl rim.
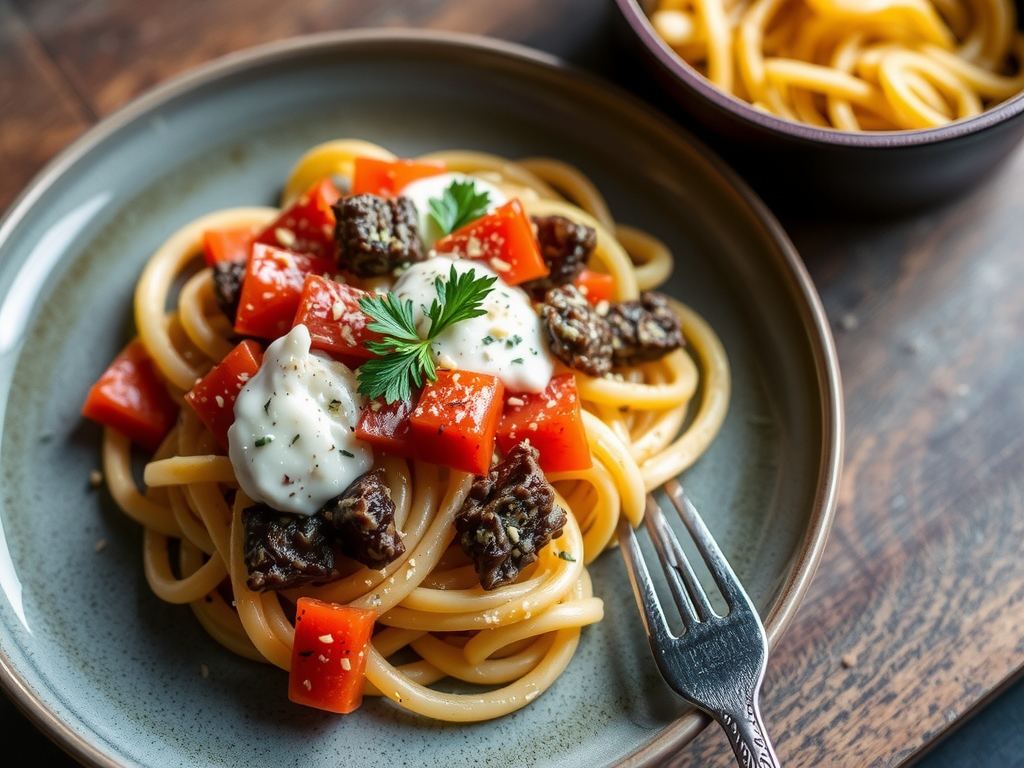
[614,0,1024,147]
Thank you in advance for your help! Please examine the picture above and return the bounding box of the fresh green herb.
[357,265,497,403]
[511,358,523,364]
[556,551,577,562]
[254,436,274,448]
[340,449,355,458]
[290,434,300,446]
[505,334,522,349]
[482,335,496,345]
[327,399,342,413]
[263,398,271,414]
[428,179,491,236]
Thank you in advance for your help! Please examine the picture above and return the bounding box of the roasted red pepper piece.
[355,395,417,459]
[255,177,341,259]
[291,274,383,360]
[183,340,264,450]
[433,199,549,286]
[233,243,335,340]
[350,156,447,197]
[81,339,178,452]
[288,597,376,714]
[408,370,505,475]
[496,374,592,473]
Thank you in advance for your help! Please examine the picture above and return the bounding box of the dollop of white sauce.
[391,256,554,393]
[227,325,372,516]
[398,172,507,249]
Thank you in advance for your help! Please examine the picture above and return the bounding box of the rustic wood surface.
[3,1,1024,766]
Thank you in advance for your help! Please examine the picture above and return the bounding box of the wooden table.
[3,1,1024,766]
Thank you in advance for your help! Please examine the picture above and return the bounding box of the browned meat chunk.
[332,193,424,277]
[455,443,567,590]
[540,284,613,377]
[212,259,246,322]
[242,504,336,591]
[522,214,597,296]
[605,291,685,366]
[320,469,405,570]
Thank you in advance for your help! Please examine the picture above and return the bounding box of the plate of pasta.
[0,30,841,768]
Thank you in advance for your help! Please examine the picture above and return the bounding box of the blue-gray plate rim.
[0,28,842,768]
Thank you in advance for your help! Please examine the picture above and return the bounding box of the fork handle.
[715,693,781,768]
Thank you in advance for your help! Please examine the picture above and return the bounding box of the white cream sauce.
[391,256,554,393]
[227,324,372,516]
[398,172,507,249]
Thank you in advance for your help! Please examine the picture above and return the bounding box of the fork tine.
[644,493,713,626]
[662,479,749,612]
[615,515,675,646]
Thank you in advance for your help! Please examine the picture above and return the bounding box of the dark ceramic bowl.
[613,0,1024,215]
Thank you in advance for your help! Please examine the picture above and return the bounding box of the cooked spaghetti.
[82,139,730,722]
[648,0,1024,131]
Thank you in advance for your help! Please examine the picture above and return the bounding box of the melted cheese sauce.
[398,172,507,249]
[227,325,372,516]
[391,256,554,393]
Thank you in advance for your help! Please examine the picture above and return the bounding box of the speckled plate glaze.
[0,30,841,768]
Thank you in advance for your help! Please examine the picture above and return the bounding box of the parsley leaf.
[428,179,491,235]
[357,265,497,402]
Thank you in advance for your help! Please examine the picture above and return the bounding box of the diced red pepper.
[496,374,592,473]
[254,177,341,259]
[233,243,336,340]
[573,268,616,305]
[355,396,417,459]
[288,597,376,715]
[433,199,549,286]
[183,340,264,450]
[350,156,447,197]
[291,274,383,360]
[81,339,178,452]
[408,370,504,475]
[201,225,260,266]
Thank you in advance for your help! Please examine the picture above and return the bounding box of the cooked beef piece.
[242,504,336,591]
[332,193,425,277]
[455,443,567,590]
[605,291,685,366]
[320,469,404,570]
[522,214,597,296]
[540,283,613,377]
[212,259,246,322]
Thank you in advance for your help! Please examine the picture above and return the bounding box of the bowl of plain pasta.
[614,0,1024,213]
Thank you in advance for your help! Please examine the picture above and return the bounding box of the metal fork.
[617,478,781,767]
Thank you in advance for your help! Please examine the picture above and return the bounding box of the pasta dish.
[81,138,729,722]
[647,0,1024,131]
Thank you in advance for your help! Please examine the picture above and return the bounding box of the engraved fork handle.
[715,687,781,768]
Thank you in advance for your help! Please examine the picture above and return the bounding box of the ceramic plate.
[0,30,841,768]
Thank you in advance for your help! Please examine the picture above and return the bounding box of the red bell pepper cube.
[573,268,616,305]
[433,199,549,286]
[254,177,341,259]
[496,374,592,473]
[288,597,376,714]
[201,225,261,266]
[408,370,504,476]
[183,340,264,450]
[350,156,447,197]
[81,339,178,452]
[233,243,336,340]
[355,396,417,459]
[291,274,383,360]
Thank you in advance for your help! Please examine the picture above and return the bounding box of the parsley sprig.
[357,265,497,402]
[428,179,491,235]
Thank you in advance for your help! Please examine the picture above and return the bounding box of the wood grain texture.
[3,1,1024,767]
[0,0,92,211]
[673,151,1024,767]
